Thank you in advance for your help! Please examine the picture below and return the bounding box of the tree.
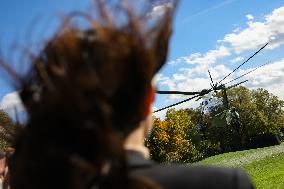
[146,117,168,162]
[204,86,284,150]
[251,88,284,135]
[146,109,201,163]
[0,110,22,149]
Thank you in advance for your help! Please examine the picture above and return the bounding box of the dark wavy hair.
[1,1,176,189]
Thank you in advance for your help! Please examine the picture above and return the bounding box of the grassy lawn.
[195,143,284,189]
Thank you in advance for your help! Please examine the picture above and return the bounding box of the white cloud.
[232,27,242,33]
[223,6,284,53]
[241,58,284,99]
[246,14,254,20]
[152,98,202,119]
[167,57,187,65]
[172,73,186,81]
[209,64,232,80]
[155,74,176,90]
[168,46,231,79]
[183,46,231,65]
[149,2,173,17]
[229,56,244,64]
[167,60,177,65]
[154,73,167,82]
[176,6,284,66]
[0,91,25,119]
[152,106,167,119]
[175,77,211,94]
[223,22,270,53]
[169,46,231,67]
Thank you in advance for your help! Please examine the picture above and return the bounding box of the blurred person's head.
[2,1,177,189]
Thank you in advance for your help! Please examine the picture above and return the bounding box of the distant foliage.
[0,110,22,150]
[228,87,283,148]
[146,109,201,163]
[147,87,284,163]
[196,87,284,152]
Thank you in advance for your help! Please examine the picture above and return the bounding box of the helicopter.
[154,42,270,129]
[200,91,222,116]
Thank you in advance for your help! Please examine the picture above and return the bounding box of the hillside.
[196,143,284,189]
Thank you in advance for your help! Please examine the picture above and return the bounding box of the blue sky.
[0,0,284,119]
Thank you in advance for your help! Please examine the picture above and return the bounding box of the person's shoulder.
[133,163,254,189]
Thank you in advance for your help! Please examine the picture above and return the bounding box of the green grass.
[243,154,284,189]
[195,143,284,189]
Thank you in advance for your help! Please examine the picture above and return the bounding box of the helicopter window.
[205,101,208,105]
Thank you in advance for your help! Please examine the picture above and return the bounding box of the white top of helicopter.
[200,91,222,115]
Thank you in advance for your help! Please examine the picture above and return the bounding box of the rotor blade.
[223,61,271,85]
[153,94,200,113]
[218,42,268,84]
[208,70,214,87]
[156,90,201,95]
[226,80,248,89]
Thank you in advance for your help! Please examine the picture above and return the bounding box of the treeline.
[0,110,22,150]
[146,86,284,163]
